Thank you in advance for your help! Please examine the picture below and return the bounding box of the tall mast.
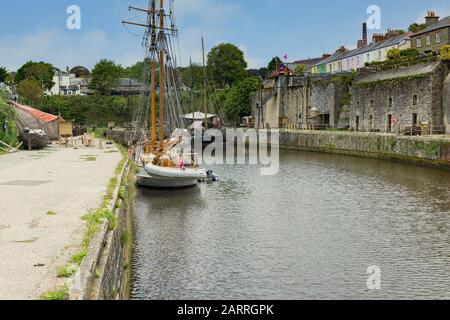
[158,0,165,149]
[202,35,208,130]
[150,0,157,149]
[189,57,195,123]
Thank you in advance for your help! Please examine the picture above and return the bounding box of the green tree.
[207,43,248,88]
[180,64,205,90]
[295,64,307,75]
[223,77,260,125]
[0,67,8,83]
[0,97,17,147]
[17,79,43,105]
[123,59,153,81]
[70,66,91,78]
[16,61,55,90]
[267,57,282,73]
[408,23,427,33]
[89,59,123,95]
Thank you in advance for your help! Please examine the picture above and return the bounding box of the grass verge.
[39,286,69,300]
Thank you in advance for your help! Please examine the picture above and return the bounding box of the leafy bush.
[35,95,138,126]
[440,45,450,61]
[400,48,419,57]
[387,48,401,60]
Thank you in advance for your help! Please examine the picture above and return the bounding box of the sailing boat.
[124,0,207,188]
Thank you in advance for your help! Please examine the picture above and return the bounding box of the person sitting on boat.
[179,156,186,171]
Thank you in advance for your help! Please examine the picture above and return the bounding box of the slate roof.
[313,33,411,67]
[291,57,325,67]
[412,16,450,36]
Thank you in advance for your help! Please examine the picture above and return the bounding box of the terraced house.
[311,29,411,75]
[411,12,450,53]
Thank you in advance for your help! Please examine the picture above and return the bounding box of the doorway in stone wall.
[412,113,418,127]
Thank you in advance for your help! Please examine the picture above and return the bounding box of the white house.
[341,33,412,73]
[46,69,89,96]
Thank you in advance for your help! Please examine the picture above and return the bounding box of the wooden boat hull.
[21,131,49,150]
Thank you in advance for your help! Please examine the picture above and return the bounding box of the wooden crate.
[59,120,73,138]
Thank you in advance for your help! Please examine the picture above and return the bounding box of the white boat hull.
[144,163,207,180]
[136,167,199,189]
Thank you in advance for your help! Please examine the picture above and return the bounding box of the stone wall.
[256,74,349,129]
[444,73,450,134]
[279,130,450,169]
[350,61,449,133]
[256,62,450,133]
[92,173,134,300]
[68,162,134,300]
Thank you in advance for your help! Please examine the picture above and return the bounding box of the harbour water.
[131,150,450,300]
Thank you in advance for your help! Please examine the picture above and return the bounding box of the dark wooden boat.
[21,127,49,150]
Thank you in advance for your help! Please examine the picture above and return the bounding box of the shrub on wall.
[387,48,401,60]
[400,48,419,57]
[440,45,450,61]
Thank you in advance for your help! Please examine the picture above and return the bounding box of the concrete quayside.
[0,138,130,300]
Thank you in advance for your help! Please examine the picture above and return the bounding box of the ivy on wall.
[355,73,430,89]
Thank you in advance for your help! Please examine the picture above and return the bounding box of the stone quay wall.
[68,161,135,300]
[280,131,450,169]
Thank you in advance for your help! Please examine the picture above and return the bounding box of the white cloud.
[0,0,264,72]
[0,28,142,71]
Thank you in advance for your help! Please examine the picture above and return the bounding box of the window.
[436,32,441,43]
[413,95,418,105]
[378,50,381,59]
[389,97,393,108]
[417,38,422,48]
[426,35,431,46]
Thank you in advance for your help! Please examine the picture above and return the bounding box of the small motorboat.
[21,127,49,150]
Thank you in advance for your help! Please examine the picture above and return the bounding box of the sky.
[0,0,449,72]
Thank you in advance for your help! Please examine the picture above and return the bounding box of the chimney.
[425,11,439,26]
[357,23,368,49]
[335,46,347,54]
[386,29,403,38]
[322,53,331,60]
[372,33,387,43]
[362,23,368,47]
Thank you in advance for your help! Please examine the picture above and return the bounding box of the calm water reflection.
[131,150,450,300]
